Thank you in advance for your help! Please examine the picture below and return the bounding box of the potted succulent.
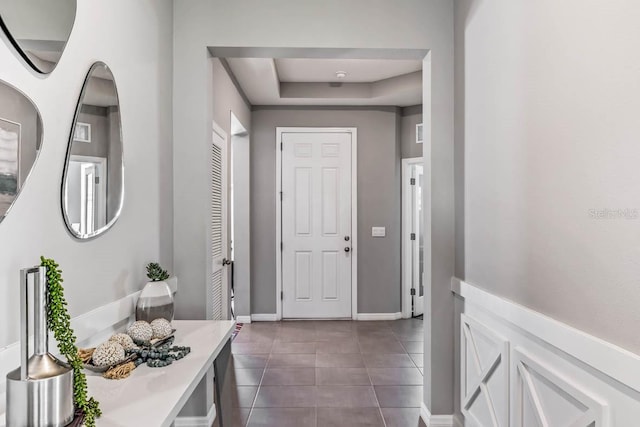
[135,262,175,322]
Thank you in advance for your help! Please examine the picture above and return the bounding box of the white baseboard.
[236,315,252,324]
[174,403,216,427]
[454,278,640,426]
[356,312,402,321]
[420,403,458,427]
[251,313,278,321]
[249,313,405,322]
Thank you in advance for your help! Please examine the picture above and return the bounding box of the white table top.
[87,320,235,427]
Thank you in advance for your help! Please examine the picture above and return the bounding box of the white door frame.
[69,155,108,230]
[402,157,423,319]
[275,127,358,320]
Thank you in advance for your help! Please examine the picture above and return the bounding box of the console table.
[86,320,235,427]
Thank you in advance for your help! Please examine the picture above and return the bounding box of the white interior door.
[80,163,96,235]
[281,131,352,318]
[70,156,107,234]
[411,164,424,316]
[402,158,425,318]
[209,122,229,320]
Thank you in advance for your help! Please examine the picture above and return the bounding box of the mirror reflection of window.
[62,62,124,239]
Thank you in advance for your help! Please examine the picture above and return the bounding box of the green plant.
[41,256,101,427]
[146,262,169,282]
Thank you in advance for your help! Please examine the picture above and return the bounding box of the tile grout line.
[244,342,273,426]
[357,329,388,427]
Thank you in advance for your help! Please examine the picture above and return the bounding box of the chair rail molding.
[452,277,640,426]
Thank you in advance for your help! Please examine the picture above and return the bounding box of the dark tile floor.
[222,318,427,427]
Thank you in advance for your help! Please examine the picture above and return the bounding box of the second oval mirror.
[62,62,123,239]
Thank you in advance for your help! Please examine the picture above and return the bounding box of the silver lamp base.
[6,354,74,427]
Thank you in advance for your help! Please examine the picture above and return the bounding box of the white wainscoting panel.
[513,348,609,427]
[453,278,640,426]
[461,314,509,427]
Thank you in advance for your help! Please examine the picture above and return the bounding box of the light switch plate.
[371,226,386,237]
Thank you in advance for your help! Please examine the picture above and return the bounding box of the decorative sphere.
[127,320,153,342]
[109,333,137,350]
[93,341,125,367]
[150,318,173,339]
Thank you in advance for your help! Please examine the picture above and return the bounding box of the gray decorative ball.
[109,333,137,351]
[92,341,125,367]
[150,318,173,339]
[127,320,153,342]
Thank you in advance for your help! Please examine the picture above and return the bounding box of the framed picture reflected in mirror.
[0,117,21,215]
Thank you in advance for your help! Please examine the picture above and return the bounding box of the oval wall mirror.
[62,62,124,239]
[0,79,43,223]
[0,0,77,74]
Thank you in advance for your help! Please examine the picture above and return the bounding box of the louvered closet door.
[209,123,229,320]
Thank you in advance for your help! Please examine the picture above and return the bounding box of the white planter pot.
[136,280,175,322]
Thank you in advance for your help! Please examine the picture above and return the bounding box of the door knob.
[344,247,351,253]
[222,258,232,266]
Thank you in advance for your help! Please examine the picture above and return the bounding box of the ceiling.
[225,57,422,107]
[275,58,422,83]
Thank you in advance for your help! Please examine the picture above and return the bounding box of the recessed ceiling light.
[336,71,347,79]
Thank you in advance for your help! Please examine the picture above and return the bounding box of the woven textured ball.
[150,318,173,339]
[92,341,126,367]
[109,333,137,351]
[127,320,153,342]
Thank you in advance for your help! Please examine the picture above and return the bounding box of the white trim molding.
[421,403,460,427]
[275,127,358,321]
[453,278,640,426]
[174,403,216,427]
[251,313,278,322]
[356,312,402,321]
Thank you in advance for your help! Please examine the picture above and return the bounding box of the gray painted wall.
[250,107,401,315]
[73,108,109,158]
[458,0,640,353]
[212,58,251,136]
[400,105,423,159]
[173,0,455,415]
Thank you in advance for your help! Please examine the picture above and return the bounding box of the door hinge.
[280,142,283,151]
[410,288,416,296]
[410,178,416,185]
[410,233,416,241]
[280,191,283,201]
[95,176,100,184]
[280,241,283,251]
[280,291,284,300]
